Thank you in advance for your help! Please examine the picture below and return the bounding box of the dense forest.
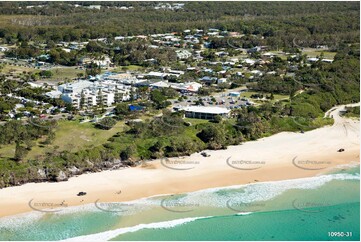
[0,1,359,49]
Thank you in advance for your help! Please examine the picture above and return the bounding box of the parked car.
[201,152,210,157]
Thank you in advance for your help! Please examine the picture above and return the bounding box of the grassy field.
[0,144,16,160]
[0,119,126,161]
[0,64,85,83]
[29,119,125,159]
[110,65,144,72]
[0,63,37,75]
[266,49,337,60]
[184,118,209,125]
[45,67,85,82]
[241,91,289,103]
[301,50,337,59]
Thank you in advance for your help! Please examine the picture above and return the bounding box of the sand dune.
[0,104,359,218]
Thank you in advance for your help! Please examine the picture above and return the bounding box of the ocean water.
[0,165,359,241]
[110,203,360,241]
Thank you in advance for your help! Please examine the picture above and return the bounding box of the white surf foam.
[159,172,360,208]
[236,212,253,216]
[1,172,358,229]
[0,212,43,229]
[61,216,212,241]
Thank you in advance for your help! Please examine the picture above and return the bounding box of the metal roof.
[182,106,230,114]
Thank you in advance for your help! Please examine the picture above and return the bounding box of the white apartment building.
[176,49,192,59]
[59,79,132,109]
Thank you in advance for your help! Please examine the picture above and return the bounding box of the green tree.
[39,70,53,78]
[114,103,130,116]
[86,62,101,77]
[120,145,136,161]
[197,123,226,149]
[97,117,117,130]
[14,142,28,162]
[79,90,86,110]
[213,115,223,123]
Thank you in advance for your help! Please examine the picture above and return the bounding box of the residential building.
[107,73,141,85]
[176,49,192,59]
[58,81,94,94]
[81,56,112,67]
[58,77,133,109]
[217,78,228,84]
[62,86,130,109]
[150,81,202,93]
[45,90,62,99]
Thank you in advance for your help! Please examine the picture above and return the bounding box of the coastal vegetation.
[0,44,358,187]
[0,2,359,188]
[343,106,360,119]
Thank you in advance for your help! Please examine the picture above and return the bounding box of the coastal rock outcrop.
[37,169,47,179]
[56,171,68,182]
[68,166,80,175]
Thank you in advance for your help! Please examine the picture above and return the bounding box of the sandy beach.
[0,104,359,218]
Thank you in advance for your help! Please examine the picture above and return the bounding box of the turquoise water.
[0,210,122,240]
[0,165,359,241]
[112,203,359,241]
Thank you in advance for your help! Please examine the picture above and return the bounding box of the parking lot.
[170,86,253,110]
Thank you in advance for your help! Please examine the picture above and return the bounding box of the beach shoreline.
[0,104,359,218]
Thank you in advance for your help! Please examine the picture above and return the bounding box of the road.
[325,103,360,145]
